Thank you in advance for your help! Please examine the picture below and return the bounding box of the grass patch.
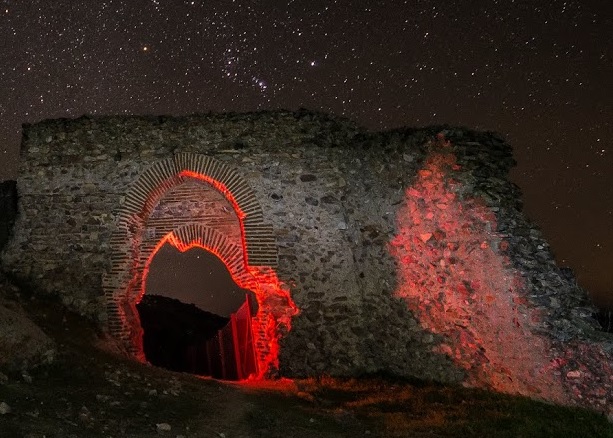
[296,376,613,437]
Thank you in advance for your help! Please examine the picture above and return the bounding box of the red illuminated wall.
[390,137,568,401]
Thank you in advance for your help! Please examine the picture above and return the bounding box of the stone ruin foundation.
[1,110,612,416]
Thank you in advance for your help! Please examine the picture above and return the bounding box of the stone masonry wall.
[2,110,612,416]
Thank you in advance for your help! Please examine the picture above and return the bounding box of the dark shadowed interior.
[137,245,258,379]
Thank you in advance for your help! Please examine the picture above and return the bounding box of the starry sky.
[1,0,612,308]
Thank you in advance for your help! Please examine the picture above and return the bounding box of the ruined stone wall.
[2,110,612,415]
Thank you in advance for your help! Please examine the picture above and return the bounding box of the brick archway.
[102,153,297,377]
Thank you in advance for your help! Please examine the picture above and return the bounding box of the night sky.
[1,1,611,308]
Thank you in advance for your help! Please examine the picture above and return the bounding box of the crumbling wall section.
[387,130,613,415]
[1,111,612,414]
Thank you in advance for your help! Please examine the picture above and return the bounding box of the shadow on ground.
[1,291,612,438]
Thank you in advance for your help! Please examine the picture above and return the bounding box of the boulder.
[0,296,55,373]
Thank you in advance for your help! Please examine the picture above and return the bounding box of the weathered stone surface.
[0,401,11,415]
[1,110,612,416]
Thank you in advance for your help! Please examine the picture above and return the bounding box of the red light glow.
[133,170,299,380]
[390,140,566,401]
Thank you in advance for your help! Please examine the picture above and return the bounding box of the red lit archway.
[103,153,298,379]
[139,225,297,378]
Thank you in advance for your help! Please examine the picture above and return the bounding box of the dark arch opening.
[136,243,258,379]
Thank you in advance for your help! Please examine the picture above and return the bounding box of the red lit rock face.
[390,140,567,402]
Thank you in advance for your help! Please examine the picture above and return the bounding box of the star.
[0,0,611,308]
